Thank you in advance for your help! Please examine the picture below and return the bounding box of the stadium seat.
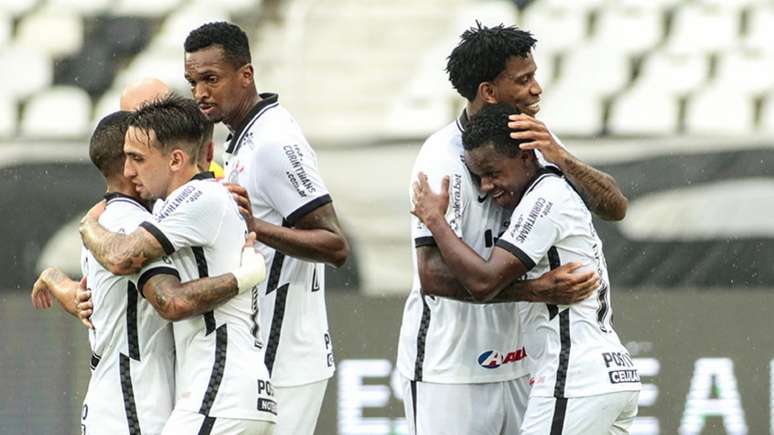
[0,0,37,17]
[0,98,16,137]
[520,2,587,55]
[46,0,111,15]
[92,89,121,127]
[151,3,229,51]
[0,10,10,46]
[696,0,760,11]
[190,0,262,14]
[114,48,189,92]
[111,0,183,17]
[552,41,630,98]
[590,5,663,55]
[713,50,774,95]
[16,8,84,58]
[453,0,517,31]
[615,0,681,10]
[684,87,754,135]
[539,0,605,12]
[743,4,774,53]
[20,86,92,139]
[665,3,739,54]
[635,51,709,96]
[608,84,679,135]
[0,44,53,99]
[539,86,603,136]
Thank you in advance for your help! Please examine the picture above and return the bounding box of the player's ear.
[169,149,186,171]
[479,81,498,105]
[241,64,254,87]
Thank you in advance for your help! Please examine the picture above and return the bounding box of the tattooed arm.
[31,267,80,317]
[508,114,628,221]
[141,273,240,321]
[79,214,166,276]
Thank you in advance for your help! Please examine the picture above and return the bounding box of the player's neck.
[466,99,487,118]
[105,176,141,200]
[224,88,261,132]
[164,165,201,197]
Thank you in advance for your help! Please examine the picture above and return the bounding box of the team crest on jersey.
[477,347,528,369]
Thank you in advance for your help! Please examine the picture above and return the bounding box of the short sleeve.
[140,183,226,254]
[411,145,468,247]
[495,176,570,270]
[133,255,180,299]
[253,140,332,226]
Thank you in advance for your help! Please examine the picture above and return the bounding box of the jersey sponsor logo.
[157,185,198,219]
[603,351,640,384]
[283,144,316,197]
[477,347,527,369]
[257,398,278,415]
[511,197,549,243]
[449,174,463,233]
[609,369,640,384]
[477,194,488,203]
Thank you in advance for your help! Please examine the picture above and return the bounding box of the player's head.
[184,21,255,126]
[120,78,171,111]
[89,110,132,180]
[462,103,538,208]
[446,22,542,116]
[124,94,207,200]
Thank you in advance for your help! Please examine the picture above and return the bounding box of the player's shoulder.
[101,193,151,229]
[420,120,461,152]
[523,168,572,200]
[156,174,227,219]
[414,121,464,171]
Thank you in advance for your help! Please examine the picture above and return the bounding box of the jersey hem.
[396,364,530,384]
[496,239,536,270]
[285,194,332,226]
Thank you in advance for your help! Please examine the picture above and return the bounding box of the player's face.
[184,46,249,125]
[123,127,173,200]
[465,143,535,209]
[490,53,543,117]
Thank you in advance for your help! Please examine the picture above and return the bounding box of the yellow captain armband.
[209,161,225,179]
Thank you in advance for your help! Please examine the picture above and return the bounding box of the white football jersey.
[141,173,277,421]
[81,193,175,435]
[222,93,335,387]
[397,111,530,384]
[496,170,641,398]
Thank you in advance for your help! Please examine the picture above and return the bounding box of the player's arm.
[31,267,80,317]
[226,183,349,267]
[418,246,597,304]
[139,234,266,321]
[508,114,628,221]
[78,201,166,276]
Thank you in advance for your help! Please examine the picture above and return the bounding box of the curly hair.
[462,103,526,157]
[184,21,251,68]
[446,22,537,101]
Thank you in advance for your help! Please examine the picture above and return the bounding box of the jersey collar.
[456,109,470,133]
[191,171,215,181]
[225,92,280,154]
[103,192,150,211]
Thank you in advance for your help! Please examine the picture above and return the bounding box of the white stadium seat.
[743,4,774,54]
[608,84,679,136]
[0,10,10,46]
[591,5,663,55]
[16,8,83,58]
[45,0,111,15]
[0,44,53,99]
[111,0,183,17]
[114,48,189,93]
[540,0,605,13]
[759,92,774,134]
[152,3,229,51]
[520,2,587,55]
[21,86,92,139]
[0,0,37,17]
[635,51,709,96]
[0,98,17,137]
[92,89,122,127]
[665,3,739,54]
[539,86,603,136]
[615,0,681,10]
[685,87,755,135]
[453,0,517,32]
[552,42,631,98]
[713,51,774,95]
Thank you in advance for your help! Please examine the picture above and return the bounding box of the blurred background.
[0,0,772,433]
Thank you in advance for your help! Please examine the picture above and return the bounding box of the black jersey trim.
[192,171,215,181]
[197,416,217,435]
[549,397,568,435]
[104,192,149,212]
[524,167,564,197]
[89,353,101,370]
[225,93,280,155]
[554,309,571,399]
[596,283,611,333]
[136,266,179,299]
[496,239,537,270]
[285,194,333,226]
[192,247,216,336]
[139,221,175,255]
[199,324,228,416]
[413,293,432,382]
[414,236,436,248]
[410,380,418,431]
[264,283,289,375]
[119,354,141,435]
[456,109,470,133]
[127,281,140,361]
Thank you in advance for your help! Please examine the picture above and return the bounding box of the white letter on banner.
[679,358,748,435]
[338,359,408,435]
[630,358,660,435]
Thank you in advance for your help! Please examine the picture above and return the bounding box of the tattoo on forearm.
[562,157,624,218]
[148,274,238,319]
[81,218,162,274]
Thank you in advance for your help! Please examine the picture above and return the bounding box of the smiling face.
[123,126,173,200]
[184,45,250,126]
[489,53,543,117]
[464,143,537,209]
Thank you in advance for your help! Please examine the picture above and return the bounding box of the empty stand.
[539,85,603,136]
[608,85,680,135]
[520,2,587,55]
[590,5,663,55]
[20,86,92,138]
[16,7,84,58]
[685,87,755,135]
[0,98,16,137]
[0,44,53,100]
[665,3,739,54]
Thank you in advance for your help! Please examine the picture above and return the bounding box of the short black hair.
[90,111,131,177]
[128,94,207,158]
[462,103,525,157]
[184,21,251,68]
[446,22,537,101]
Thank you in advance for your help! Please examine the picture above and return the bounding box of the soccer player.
[396,23,629,435]
[183,22,350,435]
[78,96,276,434]
[412,103,641,434]
[32,110,268,434]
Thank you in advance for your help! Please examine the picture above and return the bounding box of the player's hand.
[530,262,599,304]
[31,269,54,310]
[508,114,568,164]
[234,232,266,293]
[76,277,94,329]
[411,172,449,226]
[83,200,107,222]
[224,183,256,233]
